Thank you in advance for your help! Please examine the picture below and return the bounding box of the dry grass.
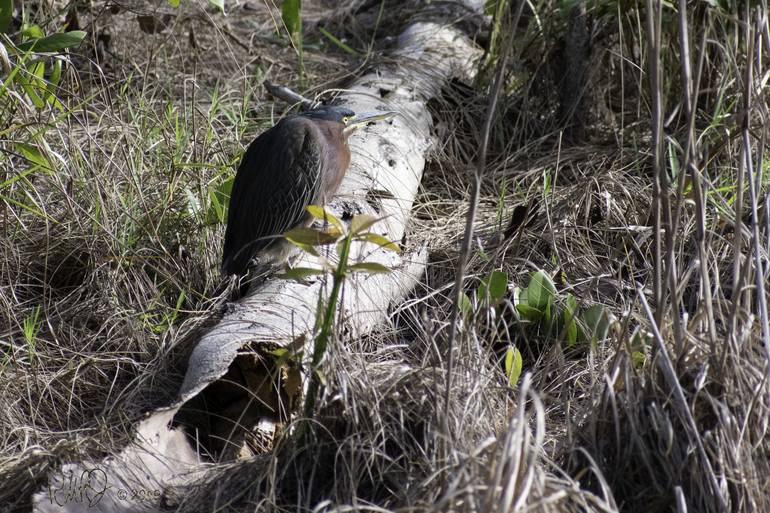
[1,1,769,512]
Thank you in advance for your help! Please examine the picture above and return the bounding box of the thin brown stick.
[263,80,317,110]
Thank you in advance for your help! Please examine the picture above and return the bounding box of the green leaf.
[281,0,301,39]
[17,60,46,108]
[284,226,341,246]
[504,346,523,387]
[565,293,577,312]
[208,0,224,12]
[45,58,62,108]
[16,142,52,170]
[318,26,359,55]
[348,262,391,274]
[582,304,611,342]
[306,204,344,232]
[0,0,12,34]
[513,287,541,321]
[22,24,45,39]
[564,293,578,345]
[478,270,508,305]
[206,175,233,224]
[516,303,542,321]
[667,140,680,180]
[359,232,399,252]
[458,292,473,316]
[168,0,181,6]
[276,267,326,281]
[350,214,378,235]
[15,30,87,53]
[526,270,556,310]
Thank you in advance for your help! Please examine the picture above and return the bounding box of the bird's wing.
[221,117,323,275]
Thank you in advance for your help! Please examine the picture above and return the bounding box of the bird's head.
[302,105,396,135]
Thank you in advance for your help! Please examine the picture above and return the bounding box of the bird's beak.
[344,111,397,133]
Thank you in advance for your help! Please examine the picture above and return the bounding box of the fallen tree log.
[34,21,481,513]
[173,21,482,456]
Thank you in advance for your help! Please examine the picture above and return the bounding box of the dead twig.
[263,80,317,110]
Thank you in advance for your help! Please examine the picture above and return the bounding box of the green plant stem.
[304,230,352,419]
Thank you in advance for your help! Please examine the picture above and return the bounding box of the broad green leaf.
[168,0,181,6]
[478,270,508,305]
[0,0,12,34]
[513,287,540,319]
[17,60,46,108]
[276,266,326,281]
[458,292,473,316]
[22,24,45,39]
[17,142,51,170]
[359,232,399,252]
[208,0,224,12]
[306,204,343,232]
[516,303,542,321]
[350,213,378,235]
[284,226,341,246]
[15,31,87,53]
[348,262,391,274]
[526,270,555,310]
[582,304,611,342]
[504,346,523,387]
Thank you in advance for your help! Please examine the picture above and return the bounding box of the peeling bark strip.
[34,22,480,513]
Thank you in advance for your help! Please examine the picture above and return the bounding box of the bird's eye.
[342,116,350,124]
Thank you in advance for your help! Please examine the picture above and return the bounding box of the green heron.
[221,105,396,276]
